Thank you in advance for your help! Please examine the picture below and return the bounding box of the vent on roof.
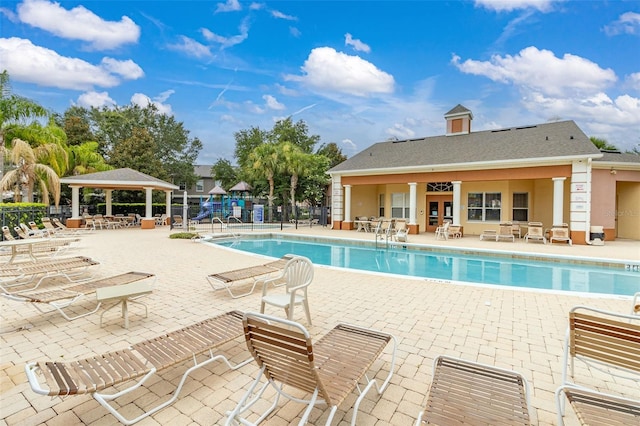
[491,128,512,133]
[515,125,537,130]
[600,149,621,154]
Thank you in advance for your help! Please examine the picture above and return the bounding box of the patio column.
[452,181,461,225]
[165,190,171,218]
[552,177,566,226]
[343,184,352,229]
[140,186,156,229]
[408,182,417,225]
[71,186,81,218]
[105,189,113,216]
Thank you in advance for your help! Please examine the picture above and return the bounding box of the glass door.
[426,195,453,232]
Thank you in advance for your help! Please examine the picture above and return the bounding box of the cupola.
[444,104,473,135]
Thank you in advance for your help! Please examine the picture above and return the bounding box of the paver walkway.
[1,226,638,425]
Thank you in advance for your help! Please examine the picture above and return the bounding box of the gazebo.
[60,168,179,229]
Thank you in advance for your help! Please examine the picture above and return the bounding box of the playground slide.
[192,202,212,221]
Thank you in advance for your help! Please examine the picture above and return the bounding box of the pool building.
[328,105,640,244]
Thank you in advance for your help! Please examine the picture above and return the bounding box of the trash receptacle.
[590,226,605,245]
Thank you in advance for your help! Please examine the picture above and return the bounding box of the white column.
[105,189,113,216]
[165,191,172,217]
[452,181,461,225]
[144,187,153,218]
[71,186,81,218]
[408,182,417,225]
[552,177,566,226]
[343,185,352,223]
[331,175,343,228]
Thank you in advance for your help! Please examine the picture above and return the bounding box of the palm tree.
[282,142,313,219]
[248,143,282,222]
[0,138,61,205]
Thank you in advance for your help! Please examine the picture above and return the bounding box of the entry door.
[426,196,453,232]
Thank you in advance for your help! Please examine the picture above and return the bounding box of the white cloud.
[276,83,298,96]
[452,46,617,98]
[474,0,557,12]
[244,101,265,114]
[285,47,395,97]
[249,3,264,11]
[168,36,213,59]
[17,0,139,50]
[263,95,285,110]
[627,72,640,91]
[345,33,371,53]
[271,10,297,21]
[0,37,144,90]
[100,58,144,80]
[604,12,640,36]
[290,27,301,38]
[76,91,116,108]
[0,7,18,22]
[386,122,416,140]
[201,17,249,49]
[131,92,173,115]
[215,0,241,13]
[341,138,357,152]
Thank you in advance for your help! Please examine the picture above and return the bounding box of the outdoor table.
[96,281,153,329]
[0,238,54,263]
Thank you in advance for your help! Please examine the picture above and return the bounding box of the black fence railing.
[0,206,48,241]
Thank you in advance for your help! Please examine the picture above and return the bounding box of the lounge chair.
[2,272,155,321]
[51,218,92,234]
[226,312,397,426]
[633,292,640,316]
[496,223,515,242]
[550,223,572,246]
[416,355,531,425]
[0,256,100,292]
[435,221,450,240]
[479,228,497,241]
[511,221,522,238]
[524,221,546,244]
[25,310,250,425]
[447,224,462,239]
[207,254,294,298]
[392,219,409,242]
[260,255,314,325]
[556,306,640,425]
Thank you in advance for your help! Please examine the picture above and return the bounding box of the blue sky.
[1,0,639,164]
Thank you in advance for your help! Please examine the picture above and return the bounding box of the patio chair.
[496,223,515,242]
[2,272,155,321]
[226,312,397,426]
[435,221,450,240]
[373,218,394,240]
[511,221,522,238]
[479,228,497,241]
[207,254,294,298]
[447,224,462,239]
[524,222,546,244]
[416,355,531,425]
[260,255,314,325]
[556,306,640,425]
[550,223,572,246]
[555,385,640,425]
[392,219,409,242]
[0,256,100,292]
[25,310,250,425]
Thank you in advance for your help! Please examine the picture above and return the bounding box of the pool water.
[208,237,639,296]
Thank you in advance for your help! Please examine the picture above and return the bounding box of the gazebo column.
[105,189,113,216]
[141,187,156,229]
[452,181,462,225]
[164,191,171,226]
[66,185,83,228]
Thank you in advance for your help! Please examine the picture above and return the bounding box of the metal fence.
[0,206,48,241]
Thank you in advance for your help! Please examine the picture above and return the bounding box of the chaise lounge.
[25,310,250,425]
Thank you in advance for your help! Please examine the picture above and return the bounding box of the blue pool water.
[207,236,640,296]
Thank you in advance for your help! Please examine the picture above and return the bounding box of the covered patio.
[60,168,179,229]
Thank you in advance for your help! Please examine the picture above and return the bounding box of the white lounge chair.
[524,222,546,244]
[550,224,572,246]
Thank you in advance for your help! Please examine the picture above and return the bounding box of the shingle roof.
[194,165,213,177]
[329,120,603,174]
[61,168,178,190]
[444,104,472,117]
[594,150,640,164]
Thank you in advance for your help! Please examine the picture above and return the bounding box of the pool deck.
[1,226,638,425]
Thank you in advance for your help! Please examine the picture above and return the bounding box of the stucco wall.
[350,185,379,219]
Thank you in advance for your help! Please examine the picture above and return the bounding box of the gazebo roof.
[229,181,252,192]
[60,168,179,191]
[208,185,227,195]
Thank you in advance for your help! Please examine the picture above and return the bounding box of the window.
[427,182,453,192]
[379,194,385,217]
[178,182,187,191]
[391,193,410,218]
[195,180,204,192]
[467,192,501,222]
[512,193,529,222]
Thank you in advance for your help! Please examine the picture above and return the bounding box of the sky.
[1,0,639,165]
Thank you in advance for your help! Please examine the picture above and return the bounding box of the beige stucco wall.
[350,185,379,220]
[617,181,640,239]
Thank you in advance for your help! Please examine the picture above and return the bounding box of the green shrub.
[169,232,199,239]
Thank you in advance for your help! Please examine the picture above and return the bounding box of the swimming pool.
[204,235,639,296]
